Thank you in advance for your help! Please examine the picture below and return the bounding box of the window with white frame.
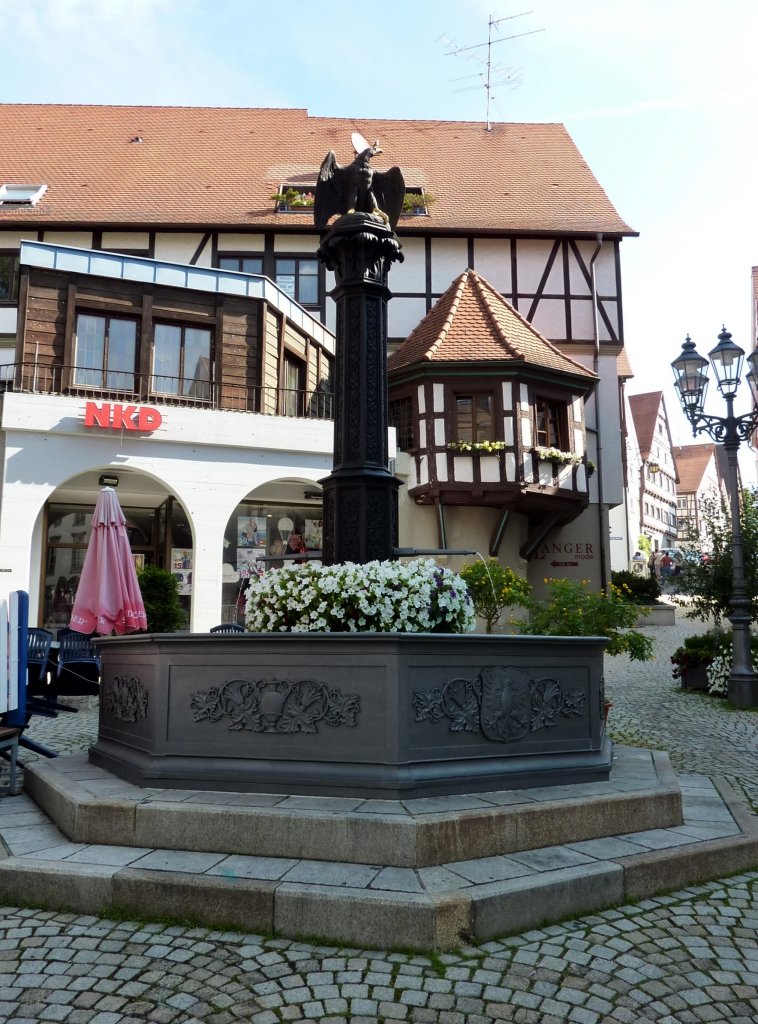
[0,183,47,206]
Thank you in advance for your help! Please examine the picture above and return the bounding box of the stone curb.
[0,781,755,950]
[23,754,683,868]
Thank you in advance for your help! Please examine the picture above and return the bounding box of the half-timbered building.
[0,104,635,626]
[628,392,679,553]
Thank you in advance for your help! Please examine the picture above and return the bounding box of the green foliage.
[402,191,435,212]
[519,577,654,660]
[136,565,186,633]
[611,569,661,604]
[675,487,758,626]
[458,559,531,633]
[670,630,729,679]
[637,535,652,556]
[270,187,315,208]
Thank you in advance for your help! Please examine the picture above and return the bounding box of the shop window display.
[222,502,323,625]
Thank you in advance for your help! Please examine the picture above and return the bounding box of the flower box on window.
[271,187,315,213]
[448,440,505,454]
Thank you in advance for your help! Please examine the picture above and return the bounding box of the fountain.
[88,145,612,797]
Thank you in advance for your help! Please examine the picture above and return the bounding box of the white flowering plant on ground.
[706,633,758,696]
[245,558,476,634]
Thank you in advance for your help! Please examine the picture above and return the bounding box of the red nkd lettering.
[83,402,162,433]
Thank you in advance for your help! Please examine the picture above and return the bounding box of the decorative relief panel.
[106,675,149,722]
[412,666,585,743]
[191,678,360,734]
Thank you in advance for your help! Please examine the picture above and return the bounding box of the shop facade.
[1,242,333,631]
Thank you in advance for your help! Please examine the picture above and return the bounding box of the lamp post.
[671,327,758,707]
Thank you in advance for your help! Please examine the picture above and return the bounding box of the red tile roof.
[673,443,717,493]
[628,392,663,458]
[0,105,635,235]
[387,268,597,383]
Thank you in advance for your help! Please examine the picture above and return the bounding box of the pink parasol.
[69,487,148,635]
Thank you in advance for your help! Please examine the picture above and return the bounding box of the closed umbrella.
[69,487,148,635]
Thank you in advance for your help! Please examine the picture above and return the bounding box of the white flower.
[244,559,475,635]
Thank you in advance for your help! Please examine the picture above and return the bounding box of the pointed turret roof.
[387,268,597,383]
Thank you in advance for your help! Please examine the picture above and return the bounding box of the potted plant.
[270,187,315,212]
[136,565,186,632]
[402,191,435,215]
[670,631,728,690]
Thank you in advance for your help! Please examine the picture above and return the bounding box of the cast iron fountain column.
[317,214,404,564]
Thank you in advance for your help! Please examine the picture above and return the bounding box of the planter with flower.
[92,558,614,796]
[448,440,505,453]
[532,446,593,486]
[401,191,435,215]
[271,187,315,212]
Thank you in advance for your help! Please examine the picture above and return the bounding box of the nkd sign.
[84,402,162,433]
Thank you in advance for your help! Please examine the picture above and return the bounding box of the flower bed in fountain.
[90,561,613,797]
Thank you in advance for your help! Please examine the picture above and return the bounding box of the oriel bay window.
[73,313,137,390]
[152,323,212,400]
[455,394,494,444]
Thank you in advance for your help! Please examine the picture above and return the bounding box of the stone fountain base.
[90,632,611,798]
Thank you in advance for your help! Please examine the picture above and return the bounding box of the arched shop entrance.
[40,472,324,632]
[41,468,192,632]
[221,477,323,627]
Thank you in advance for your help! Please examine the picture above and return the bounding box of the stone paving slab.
[23,745,682,867]
[2,762,758,950]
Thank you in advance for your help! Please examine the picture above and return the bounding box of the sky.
[4,0,758,464]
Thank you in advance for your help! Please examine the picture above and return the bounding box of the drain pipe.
[589,233,609,590]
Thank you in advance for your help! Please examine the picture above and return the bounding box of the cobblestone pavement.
[603,608,758,809]
[2,612,758,1023]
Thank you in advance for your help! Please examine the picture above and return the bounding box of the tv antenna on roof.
[441,11,544,131]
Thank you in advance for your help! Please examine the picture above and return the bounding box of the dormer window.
[401,188,434,216]
[271,185,315,212]
[0,183,47,207]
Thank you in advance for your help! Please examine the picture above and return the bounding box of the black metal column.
[317,215,404,565]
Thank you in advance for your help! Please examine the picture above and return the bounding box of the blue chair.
[210,623,245,634]
[26,628,53,692]
[54,628,100,697]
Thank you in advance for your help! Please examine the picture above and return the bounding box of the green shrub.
[136,565,186,633]
[670,630,729,679]
[519,578,654,660]
[611,569,661,604]
[675,487,758,626]
[458,559,531,633]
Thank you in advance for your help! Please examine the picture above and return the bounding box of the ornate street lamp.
[672,327,758,707]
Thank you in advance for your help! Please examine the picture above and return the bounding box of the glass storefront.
[42,497,193,633]
[222,502,323,625]
[42,494,324,631]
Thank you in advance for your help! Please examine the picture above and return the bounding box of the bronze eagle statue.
[314,141,405,231]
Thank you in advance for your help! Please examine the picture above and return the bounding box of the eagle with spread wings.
[314,139,405,231]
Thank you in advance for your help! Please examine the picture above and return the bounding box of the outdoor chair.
[26,627,53,695]
[209,623,245,633]
[0,726,20,795]
[54,628,101,698]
